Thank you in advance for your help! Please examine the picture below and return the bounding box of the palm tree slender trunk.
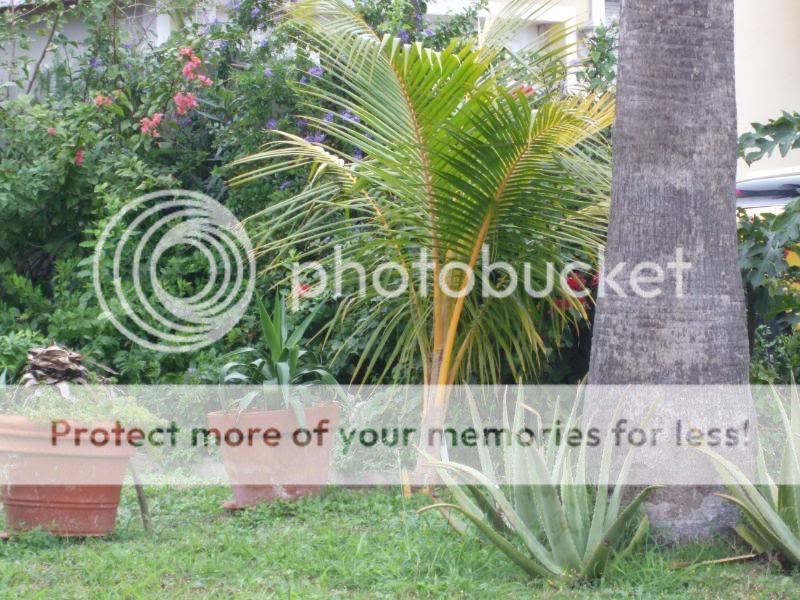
[588,0,751,542]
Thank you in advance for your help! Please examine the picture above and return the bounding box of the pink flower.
[178,47,194,58]
[181,54,203,81]
[173,92,198,116]
[182,62,198,80]
[47,127,57,137]
[197,74,213,87]
[93,94,113,107]
[140,112,164,137]
[74,149,85,166]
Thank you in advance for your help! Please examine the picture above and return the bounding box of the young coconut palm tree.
[230,0,614,443]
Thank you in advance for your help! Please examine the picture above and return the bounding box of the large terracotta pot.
[0,415,134,536]
[208,404,341,508]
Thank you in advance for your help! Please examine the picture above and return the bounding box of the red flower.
[74,148,85,166]
[47,127,57,137]
[591,272,600,288]
[554,297,570,310]
[566,274,584,291]
[178,47,194,58]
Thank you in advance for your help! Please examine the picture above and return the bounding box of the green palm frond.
[229,0,614,387]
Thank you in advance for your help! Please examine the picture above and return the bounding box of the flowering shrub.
[0,0,493,385]
[0,0,621,389]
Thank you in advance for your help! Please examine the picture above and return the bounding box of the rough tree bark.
[588,0,751,543]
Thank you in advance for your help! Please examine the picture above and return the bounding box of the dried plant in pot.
[207,297,342,509]
[0,343,155,536]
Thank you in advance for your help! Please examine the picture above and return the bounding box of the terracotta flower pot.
[0,415,134,536]
[208,403,341,508]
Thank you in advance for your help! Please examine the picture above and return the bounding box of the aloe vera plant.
[419,390,659,581]
[701,386,800,563]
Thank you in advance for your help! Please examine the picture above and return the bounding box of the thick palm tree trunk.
[588,0,751,542]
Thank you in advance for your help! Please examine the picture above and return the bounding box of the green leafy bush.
[750,325,800,384]
[0,2,326,382]
[739,111,800,165]
[577,23,618,94]
[738,199,800,336]
[7,387,163,431]
[738,199,800,384]
[0,330,45,381]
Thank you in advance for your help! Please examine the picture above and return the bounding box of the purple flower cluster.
[90,57,104,69]
[398,30,410,44]
[304,132,326,143]
[263,66,273,77]
[205,39,228,51]
[341,110,360,124]
[308,66,324,78]
[266,118,278,129]
[201,18,220,35]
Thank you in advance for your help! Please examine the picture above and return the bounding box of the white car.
[736,167,800,215]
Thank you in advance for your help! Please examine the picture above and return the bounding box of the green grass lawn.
[1,487,799,598]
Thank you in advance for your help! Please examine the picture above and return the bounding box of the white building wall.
[734,0,800,179]
[0,1,163,97]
